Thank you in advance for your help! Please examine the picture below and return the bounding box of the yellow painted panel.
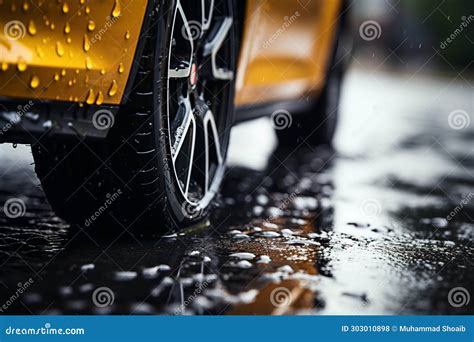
[236,0,342,106]
[0,0,147,105]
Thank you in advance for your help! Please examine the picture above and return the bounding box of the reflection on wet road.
[0,68,473,315]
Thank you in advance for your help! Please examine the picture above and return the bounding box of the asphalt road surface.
[0,67,473,315]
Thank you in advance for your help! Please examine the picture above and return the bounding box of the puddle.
[0,68,472,315]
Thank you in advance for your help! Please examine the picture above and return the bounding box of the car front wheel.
[33,0,238,232]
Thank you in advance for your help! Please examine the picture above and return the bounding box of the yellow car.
[0,0,350,229]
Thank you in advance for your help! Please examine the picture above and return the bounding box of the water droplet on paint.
[30,75,40,89]
[108,80,118,97]
[83,34,90,52]
[62,2,69,14]
[36,46,44,58]
[112,0,121,17]
[85,57,92,70]
[56,41,65,56]
[95,91,104,105]
[86,89,95,104]
[87,20,96,31]
[28,20,37,35]
[17,60,27,72]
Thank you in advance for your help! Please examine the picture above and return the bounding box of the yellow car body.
[0,0,148,105]
[0,0,342,108]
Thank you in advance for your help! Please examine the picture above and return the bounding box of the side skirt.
[0,99,117,144]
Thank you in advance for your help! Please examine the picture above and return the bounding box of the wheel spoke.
[171,98,194,163]
[201,0,214,32]
[203,17,234,81]
[184,119,196,196]
[203,109,223,190]
[169,0,194,79]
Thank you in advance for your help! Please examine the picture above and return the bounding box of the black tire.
[276,9,351,147]
[32,0,238,232]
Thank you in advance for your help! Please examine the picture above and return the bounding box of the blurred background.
[352,0,473,74]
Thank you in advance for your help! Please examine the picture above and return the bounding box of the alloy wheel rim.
[166,0,234,210]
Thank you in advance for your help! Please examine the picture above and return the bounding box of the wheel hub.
[190,63,198,88]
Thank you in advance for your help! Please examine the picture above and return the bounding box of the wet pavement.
[0,68,473,315]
